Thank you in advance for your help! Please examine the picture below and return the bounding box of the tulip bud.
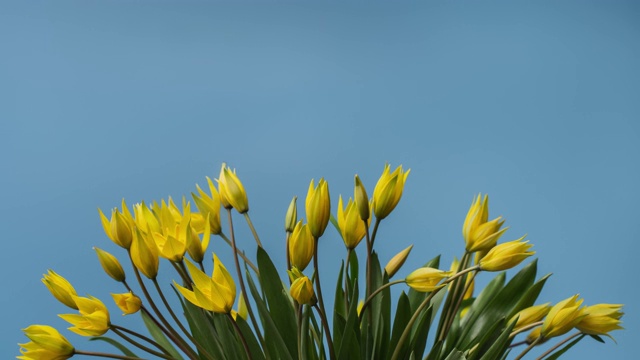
[60,295,111,337]
[111,292,142,315]
[98,201,134,249]
[405,267,451,293]
[337,196,367,249]
[94,247,126,282]
[541,295,587,339]
[285,196,298,233]
[384,245,413,278]
[288,221,314,271]
[20,325,74,358]
[130,229,159,279]
[288,268,315,305]
[478,236,534,272]
[462,194,509,252]
[509,303,551,332]
[576,303,624,336]
[218,163,249,213]
[191,176,222,235]
[372,164,410,220]
[305,178,330,238]
[42,270,78,310]
[354,175,370,221]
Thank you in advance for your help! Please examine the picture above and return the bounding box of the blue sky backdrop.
[2,1,638,359]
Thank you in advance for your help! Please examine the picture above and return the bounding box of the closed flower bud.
[337,196,367,249]
[187,215,210,263]
[354,175,370,221]
[59,295,110,337]
[478,236,534,272]
[462,194,508,252]
[42,270,78,310]
[111,292,142,315]
[305,178,330,238]
[288,221,314,271]
[130,229,159,279]
[405,267,452,293]
[384,245,413,278]
[285,196,298,233]
[525,327,548,345]
[510,303,551,332]
[19,325,74,359]
[372,164,410,220]
[541,295,587,339]
[94,247,126,282]
[288,268,315,305]
[192,176,222,235]
[237,292,248,321]
[98,200,134,249]
[576,303,624,336]
[218,163,249,213]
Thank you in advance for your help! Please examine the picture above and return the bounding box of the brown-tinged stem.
[535,332,584,360]
[514,336,541,360]
[510,321,544,339]
[219,232,259,274]
[227,312,253,360]
[110,324,169,356]
[73,350,142,359]
[313,303,336,360]
[437,251,471,342]
[110,326,173,359]
[358,279,405,322]
[152,278,194,341]
[312,237,336,360]
[442,269,478,337]
[243,212,263,248]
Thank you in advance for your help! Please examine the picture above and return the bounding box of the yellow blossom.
[525,326,548,345]
[337,196,367,249]
[175,255,236,313]
[186,214,211,263]
[111,293,142,315]
[151,205,191,262]
[354,175,370,221]
[218,163,249,213]
[384,245,413,278]
[93,247,125,282]
[372,164,410,220]
[462,194,508,252]
[59,296,110,337]
[541,295,587,339]
[288,221,314,271]
[478,236,534,271]
[305,178,330,238]
[192,176,222,235]
[576,303,624,336]
[510,303,551,332]
[42,270,78,310]
[290,276,315,305]
[405,267,452,293]
[18,325,74,360]
[98,199,134,249]
[130,229,159,279]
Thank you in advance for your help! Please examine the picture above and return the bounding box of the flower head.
[288,267,316,305]
[111,293,142,315]
[192,176,222,235]
[59,296,110,337]
[372,164,410,220]
[462,194,508,252]
[175,255,236,313]
[130,229,159,279]
[18,325,74,360]
[305,178,330,238]
[288,221,314,271]
[93,247,125,282]
[337,196,367,249]
[218,163,249,213]
[285,196,298,233]
[478,236,534,271]
[510,303,551,332]
[541,294,587,339]
[405,267,451,293]
[576,303,624,336]
[98,199,134,249]
[354,175,370,221]
[42,270,78,310]
[384,245,413,278]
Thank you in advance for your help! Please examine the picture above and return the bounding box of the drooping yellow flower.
[478,236,534,271]
[186,214,211,264]
[372,164,410,220]
[405,267,452,293]
[98,199,134,249]
[541,295,587,339]
[305,178,330,238]
[130,229,159,279]
[192,176,222,235]
[462,194,508,252]
[59,296,110,337]
[111,293,142,315]
[576,303,624,336]
[93,247,125,282]
[384,245,413,278]
[18,325,74,360]
[284,196,298,233]
[218,163,249,213]
[337,196,367,249]
[288,221,314,271]
[175,255,236,313]
[288,267,316,305]
[354,175,370,221]
[510,303,551,332]
[42,270,78,310]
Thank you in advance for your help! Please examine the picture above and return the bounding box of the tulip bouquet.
[18,164,623,360]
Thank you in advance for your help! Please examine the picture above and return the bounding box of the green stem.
[219,232,260,274]
[358,279,405,322]
[535,332,584,360]
[110,327,173,359]
[514,336,541,360]
[227,312,253,360]
[344,248,352,312]
[313,303,336,360]
[510,321,544,339]
[442,269,478,335]
[73,350,142,359]
[364,220,373,325]
[437,252,471,342]
[227,209,265,348]
[312,237,336,360]
[152,278,195,342]
[110,324,169,356]
[297,305,304,360]
[243,212,263,248]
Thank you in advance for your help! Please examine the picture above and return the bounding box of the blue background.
[2,1,638,359]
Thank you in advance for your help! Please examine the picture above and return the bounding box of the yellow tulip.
[187,214,211,263]
[462,194,508,252]
[18,325,74,360]
[175,255,236,313]
[306,178,330,238]
[133,202,161,235]
[288,221,314,271]
[372,164,410,220]
[576,303,624,336]
[541,295,587,339]
[384,245,413,278]
[130,229,159,279]
[152,207,191,262]
[42,270,78,310]
[405,267,451,293]
[354,175,370,221]
[510,303,551,332]
[290,276,315,305]
[218,163,249,213]
[93,247,125,282]
[111,293,142,315]
[59,295,110,337]
[525,326,548,345]
[478,236,534,271]
[192,176,222,235]
[337,196,367,249]
[98,199,134,249]
[285,196,298,233]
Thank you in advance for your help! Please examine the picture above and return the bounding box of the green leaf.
[389,292,411,358]
[89,336,137,357]
[140,309,184,360]
[337,278,361,360]
[211,313,243,360]
[407,255,441,312]
[545,334,586,360]
[235,315,265,360]
[443,349,467,360]
[476,318,516,360]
